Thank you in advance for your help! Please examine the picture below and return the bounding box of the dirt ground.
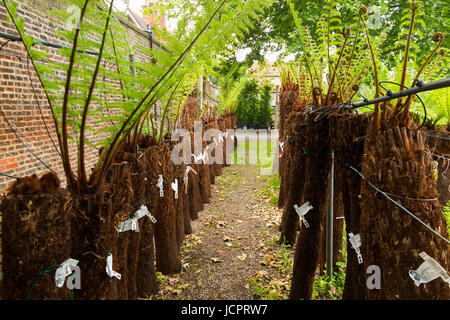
[150,164,294,300]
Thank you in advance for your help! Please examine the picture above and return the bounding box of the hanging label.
[349,233,363,264]
[294,202,313,228]
[119,218,140,233]
[134,205,149,220]
[157,175,164,197]
[134,205,157,223]
[106,254,121,280]
[172,179,179,199]
[279,141,285,158]
[55,258,79,288]
[184,166,197,194]
[409,252,450,287]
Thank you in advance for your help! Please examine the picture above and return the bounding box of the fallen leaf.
[237,253,247,261]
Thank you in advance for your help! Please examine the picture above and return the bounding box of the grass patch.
[257,174,280,206]
[248,243,293,300]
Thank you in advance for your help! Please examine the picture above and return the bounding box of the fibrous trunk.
[360,127,449,299]
[329,113,369,299]
[0,189,72,300]
[289,116,331,300]
[279,111,307,246]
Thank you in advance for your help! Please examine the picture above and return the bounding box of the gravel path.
[151,164,293,300]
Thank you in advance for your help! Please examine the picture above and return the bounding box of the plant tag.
[135,205,149,220]
[131,219,138,232]
[106,254,121,280]
[279,141,285,158]
[214,137,218,146]
[184,166,197,194]
[172,179,179,199]
[349,233,363,264]
[119,218,139,233]
[294,202,313,228]
[157,175,164,197]
[409,252,450,287]
[55,258,79,288]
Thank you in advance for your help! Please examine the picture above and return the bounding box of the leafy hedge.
[236,79,273,128]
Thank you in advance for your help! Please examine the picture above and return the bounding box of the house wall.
[0,0,161,193]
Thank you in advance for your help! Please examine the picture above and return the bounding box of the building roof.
[126,8,149,31]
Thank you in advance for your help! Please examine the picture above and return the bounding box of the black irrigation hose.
[0,172,20,183]
[349,78,450,110]
[0,39,11,51]
[354,94,413,142]
[378,80,428,131]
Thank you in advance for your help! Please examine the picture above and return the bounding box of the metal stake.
[326,151,335,288]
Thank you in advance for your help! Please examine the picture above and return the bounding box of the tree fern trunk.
[289,116,331,300]
[329,113,369,299]
[280,111,307,246]
[360,127,449,299]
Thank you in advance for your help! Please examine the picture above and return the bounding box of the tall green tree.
[235,0,449,68]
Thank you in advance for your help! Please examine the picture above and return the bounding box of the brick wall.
[0,0,162,193]
[0,0,167,293]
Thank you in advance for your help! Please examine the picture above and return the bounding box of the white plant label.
[294,202,313,228]
[119,218,140,233]
[55,258,79,288]
[134,205,157,223]
[134,205,149,220]
[106,254,121,280]
[409,252,450,287]
[172,179,179,199]
[157,175,164,197]
[349,233,363,264]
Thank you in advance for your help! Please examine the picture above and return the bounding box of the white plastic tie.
[184,166,197,194]
[134,205,157,223]
[119,218,140,233]
[157,175,164,197]
[172,179,179,199]
[349,233,363,264]
[294,202,313,228]
[409,252,450,287]
[106,254,121,280]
